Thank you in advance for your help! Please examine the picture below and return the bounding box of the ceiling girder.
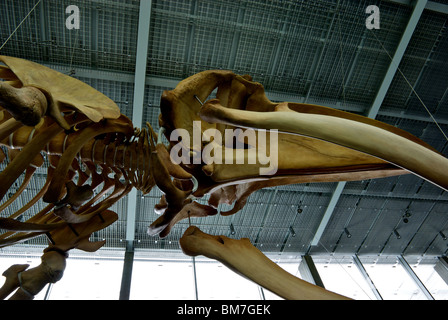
[125,0,153,247]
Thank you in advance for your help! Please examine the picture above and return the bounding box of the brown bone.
[0,113,88,202]
[7,166,55,220]
[180,226,350,300]
[48,209,118,253]
[0,264,30,300]
[199,100,448,191]
[149,146,193,222]
[53,206,96,224]
[0,81,48,126]
[0,218,64,232]
[0,117,23,144]
[6,249,67,300]
[43,116,133,203]
[156,143,192,180]
[159,70,409,182]
[0,55,121,129]
[57,181,94,209]
[151,70,410,236]
[148,201,218,237]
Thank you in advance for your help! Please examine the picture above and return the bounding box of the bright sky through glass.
[0,254,447,300]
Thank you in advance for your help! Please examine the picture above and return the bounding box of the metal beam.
[90,7,99,69]
[310,181,346,247]
[125,0,152,244]
[367,0,428,119]
[120,0,152,300]
[266,2,293,80]
[298,255,325,288]
[398,255,434,300]
[119,241,135,300]
[182,0,197,76]
[426,1,448,14]
[258,286,266,300]
[386,0,448,15]
[132,0,152,127]
[38,1,49,61]
[434,256,448,285]
[304,0,341,103]
[353,254,383,300]
[227,4,246,70]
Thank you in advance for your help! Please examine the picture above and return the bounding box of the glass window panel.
[195,262,261,300]
[411,262,448,300]
[49,258,124,300]
[131,260,196,300]
[359,257,428,300]
[314,258,377,300]
[5,252,446,301]
[279,262,301,275]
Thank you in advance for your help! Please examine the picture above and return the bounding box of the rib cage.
[0,105,156,249]
[0,56,196,257]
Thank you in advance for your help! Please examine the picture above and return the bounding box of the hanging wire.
[0,0,43,52]
[368,28,448,142]
[67,29,80,76]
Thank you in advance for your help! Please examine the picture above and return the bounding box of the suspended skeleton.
[0,56,447,300]
[0,56,186,299]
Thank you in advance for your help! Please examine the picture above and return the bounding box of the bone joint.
[0,248,67,300]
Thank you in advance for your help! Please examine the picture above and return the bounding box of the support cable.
[0,0,43,51]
